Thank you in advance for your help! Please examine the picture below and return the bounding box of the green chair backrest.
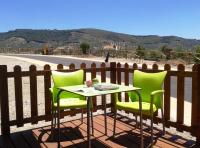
[51,69,84,102]
[129,70,167,108]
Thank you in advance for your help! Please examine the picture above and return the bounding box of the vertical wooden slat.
[14,65,24,127]
[132,63,138,86]
[177,64,185,131]
[152,64,159,121]
[142,63,147,70]
[191,65,197,127]
[91,63,97,111]
[57,64,63,70]
[80,63,86,112]
[57,64,65,118]
[101,63,106,109]
[69,63,77,116]
[124,63,129,102]
[164,64,171,127]
[101,63,106,82]
[152,63,158,71]
[91,63,96,79]
[0,65,10,135]
[117,63,122,101]
[80,63,86,82]
[133,63,138,70]
[191,64,200,142]
[69,63,75,70]
[110,62,116,112]
[110,62,116,84]
[29,65,38,124]
[196,64,200,143]
[191,64,198,136]
[140,63,148,120]
[80,63,87,111]
[44,64,51,121]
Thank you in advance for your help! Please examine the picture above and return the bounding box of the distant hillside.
[0,28,200,50]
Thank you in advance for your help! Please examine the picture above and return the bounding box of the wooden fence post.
[44,65,51,121]
[124,63,129,102]
[30,65,38,124]
[69,63,78,116]
[91,63,97,111]
[57,64,65,118]
[14,65,24,127]
[101,63,106,109]
[80,63,86,82]
[0,65,10,135]
[57,64,63,71]
[142,63,147,70]
[152,64,159,121]
[177,64,185,132]
[196,64,200,144]
[164,64,171,127]
[192,64,200,145]
[110,62,116,83]
[110,62,116,112]
[117,63,122,101]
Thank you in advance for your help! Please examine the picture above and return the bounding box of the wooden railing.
[0,62,200,143]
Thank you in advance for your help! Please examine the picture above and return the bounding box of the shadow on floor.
[38,126,84,142]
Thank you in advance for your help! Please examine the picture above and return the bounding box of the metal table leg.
[57,90,63,148]
[135,90,143,148]
[104,95,107,135]
[87,96,91,148]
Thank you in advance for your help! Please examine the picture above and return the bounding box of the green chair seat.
[53,98,87,109]
[116,101,157,115]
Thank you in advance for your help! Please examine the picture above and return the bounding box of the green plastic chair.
[49,69,94,136]
[113,70,167,145]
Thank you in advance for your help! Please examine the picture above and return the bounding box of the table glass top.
[58,83,141,97]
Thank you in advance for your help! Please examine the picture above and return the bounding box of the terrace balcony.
[0,62,200,147]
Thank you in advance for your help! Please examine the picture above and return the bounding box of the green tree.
[175,45,183,51]
[194,45,200,63]
[161,45,172,60]
[149,50,160,61]
[80,42,90,54]
[135,45,145,59]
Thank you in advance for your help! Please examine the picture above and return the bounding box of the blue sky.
[0,0,200,39]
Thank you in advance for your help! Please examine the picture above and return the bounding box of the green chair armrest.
[49,88,65,103]
[49,87,55,103]
[49,87,53,94]
[150,90,164,109]
[150,90,164,96]
[114,93,119,104]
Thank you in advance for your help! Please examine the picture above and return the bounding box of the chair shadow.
[38,126,84,143]
[65,139,109,148]
[107,131,152,148]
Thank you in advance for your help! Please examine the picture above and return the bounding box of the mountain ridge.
[0,28,200,50]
